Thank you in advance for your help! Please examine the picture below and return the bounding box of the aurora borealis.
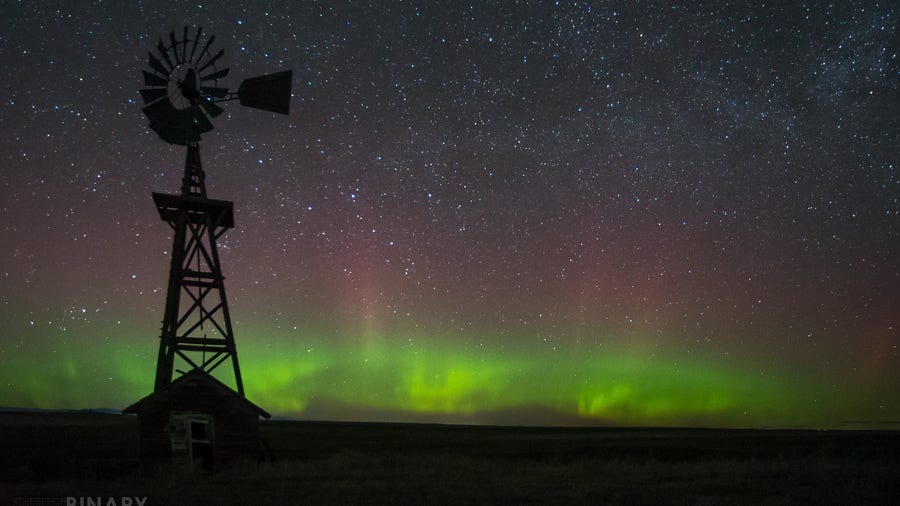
[1,1,898,428]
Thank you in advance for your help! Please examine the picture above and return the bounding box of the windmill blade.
[143,70,167,87]
[157,38,174,69]
[169,31,181,64]
[144,99,211,145]
[238,70,293,115]
[142,97,178,128]
[181,26,189,62]
[201,68,230,82]
[151,120,201,145]
[148,52,169,76]
[198,49,224,73]
[197,34,216,67]
[189,26,203,62]
[139,88,167,104]
[200,98,225,118]
[157,107,212,144]
[189,105,214,132]
[201,85,229,98]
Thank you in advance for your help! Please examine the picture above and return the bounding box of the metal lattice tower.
[138,27,292,395]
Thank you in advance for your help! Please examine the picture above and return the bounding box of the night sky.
[1,1,897,428]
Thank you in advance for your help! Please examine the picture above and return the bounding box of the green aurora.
[2,313,890,428]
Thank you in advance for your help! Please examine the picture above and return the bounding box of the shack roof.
[123,369,271,419]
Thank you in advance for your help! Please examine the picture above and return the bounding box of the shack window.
[190,419,213,471]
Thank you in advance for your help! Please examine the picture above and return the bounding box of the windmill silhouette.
[139,26,292,396]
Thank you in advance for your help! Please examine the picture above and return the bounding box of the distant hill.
[0,406,125,415]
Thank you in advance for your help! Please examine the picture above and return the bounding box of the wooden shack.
[124,369,270,471]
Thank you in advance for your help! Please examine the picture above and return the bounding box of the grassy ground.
[1,412,898,505]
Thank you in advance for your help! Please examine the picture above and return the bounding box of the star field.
[0,1,897,427]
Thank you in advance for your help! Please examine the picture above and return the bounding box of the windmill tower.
[125,27,289,470]
[138,26,291,395]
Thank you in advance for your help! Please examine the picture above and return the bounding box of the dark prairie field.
[1,412,898,505]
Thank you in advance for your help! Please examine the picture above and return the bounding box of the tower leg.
[154,209,187,392]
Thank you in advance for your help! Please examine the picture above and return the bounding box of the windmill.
[139,26,292,396]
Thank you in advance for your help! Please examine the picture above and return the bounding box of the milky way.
[0,1,897,427]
